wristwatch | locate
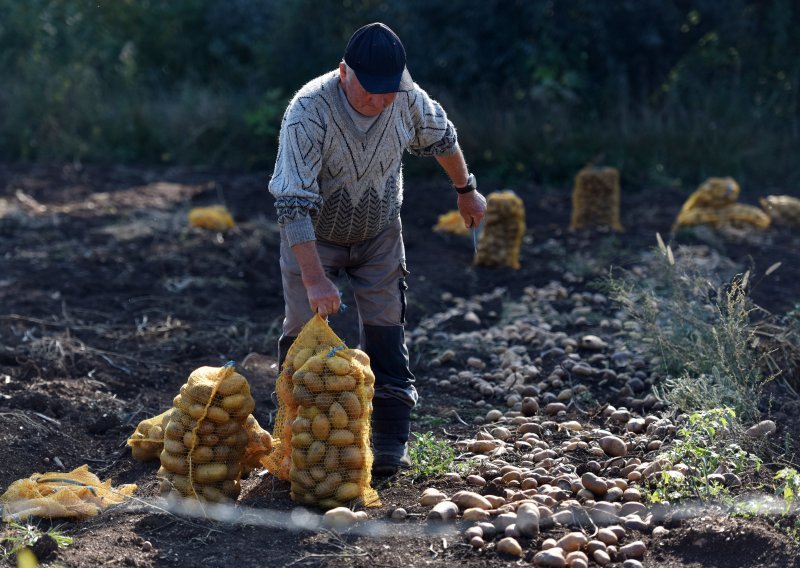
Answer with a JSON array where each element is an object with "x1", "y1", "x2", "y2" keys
[{"x1": 454, "y1": 173, "x2": 477, "y2": 194}]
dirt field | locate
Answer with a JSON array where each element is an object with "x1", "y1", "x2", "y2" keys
[{"x1": 1, "y1": 164, "x2": 799, "y2": 567}]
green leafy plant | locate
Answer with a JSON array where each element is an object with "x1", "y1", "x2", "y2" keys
[
  {"x1": 774, "y1": 467, "x2": 800, "y2": 515},
  {"x1": 0, "y1": 522, "x2": 73, "y2": 559},
  {"x1": 407, "y1": 432, "x2": 472, "y2": 480},
  {"x1": 606, "y1": 237, "x2": 774, "y2": 420},
  {"x1": 646, "y1": 408, "x2": 762, "y2": 504}
]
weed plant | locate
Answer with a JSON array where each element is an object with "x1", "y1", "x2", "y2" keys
[
  {"x1": 0, "y1": 522, "x2": 73, "y2": 559},
  {"x1": 407, "y1": 432, "x2": 472, "y2": 481},
  {"x1": 605, "y1": 235, "x2": 774, "y2": 420}
]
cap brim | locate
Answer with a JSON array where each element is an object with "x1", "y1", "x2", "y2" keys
[{"x1": 356, "y1": 67, "x2": 414, "y2": 94}]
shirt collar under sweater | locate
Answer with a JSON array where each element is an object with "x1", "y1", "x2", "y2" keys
[{"x1": 337, "y1": 83, "x2": 380, "y2": 135}]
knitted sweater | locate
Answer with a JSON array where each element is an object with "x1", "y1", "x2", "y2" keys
[{"x1": 269, "y1": 70, "x2": 458, "y2": 246}]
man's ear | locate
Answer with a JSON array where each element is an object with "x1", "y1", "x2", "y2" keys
[{"x1": 339, "y1": 62, "x2": 347, "y2": 82}]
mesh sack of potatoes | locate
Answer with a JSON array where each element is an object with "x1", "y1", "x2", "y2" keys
[
  {"x1": 718, "y1": 203, "x2": 771, "y2": 230},
  {"x1": 473, "y1": 190, "x2": 526, "y2": 269},
  {"x1": 569, "y1": 166, "x2": 625, "y2": 232},
  {"x1": 157, "y1": 363, "x2": 256, "y2": 503},
  {"x1": 127, "y1": 409, "x2": 173, "y2": 461},
  {"x1": 1, "y1": 464, "x2": 136, "y2": 521},
  {"x1": 433, "y1": 210, "x2": 470, "y2": 236},
  {"x1": 263, "y1": 314, "x2": 379, "y2": 509},
  {"x1": 760, "y1": 195, "x2": 800, "y2": 227}
]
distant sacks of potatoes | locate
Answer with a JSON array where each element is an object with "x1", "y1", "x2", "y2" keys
[
  {"x1": 474, "y1": 190, "x2": 526, "y2": 270},
  {"x1": 157, "y1": 364, "x2": 256, "y2": 503},
  {"x1": 262, "y1": 315, "x2": 380, "y2": 509}
]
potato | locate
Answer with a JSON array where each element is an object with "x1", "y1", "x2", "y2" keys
[
  {"x1": 186, "y1": 383, "x2": 213, "y2": 402},
  {"x1": 302, "y1": 371, "x2": 325, "y2": 393},
  {"x1": 163, "y1": 438, "x2": 186, "y2": 455},
  {"x1": 149, "y1": 425, "x2": 164, "y2": 440},
  {"x1": 303, "y1": 355, "x2": 326, "y2": 374},
  {"x1": 338, "y1": 392, "x2": 362, "y2": 419},
  {"x1": 205, "y1": 406, "x2": 230, "y2": 424},
  {"x1": 326, "y1": 375, "x2": 356, "y2": 392},
  {"x1": 202, "y1": 486, "x2": 232, "y2": 503},
  {"x1": 324, "y1": 446, "x2": 340, "y2": 471},
  {"x1": 292, "y1": 432, "x2": 313, "y2": 449},
  {"x1": 222, "y1": 430, "x2": 249, "y2": 447},
  {"x1": 315, "y1": 392, "x2": 335, "y2": 411},
  {"x1": 328, "y1": 429, "x2": 355, "y2": 447},
  {"x1": 314, "y1": 472, "x2": 343, "y2": 498},
  {"x1": 214, "y1": 445, "x2": 232, "y2": 461},
  {"x1": 291, "y1": 448, "x2": 307, "y2": 469},
  {"x1": 335, "y1": 482, "x2": 361, "y2": 502},
  {"x1": 197, "y1": 420, "x2": 215, "y2": 435},
  {"x1": 195, "y1": 463, "x2": 228, "y2": 483},
  {"x1": 200, "y1": 433, "x2": 219, "y2": 446},
  {"x1": 340, "y1": 446, "x2": 364, "y2": 470},
  {"x1": 168, "y1": 474, "x2": 191, "y2": 494},
  {"x1": 292, "y1": 385, "x2": 314, "y2": 407},
  {"x1": 312, "y1": 414, "x2": 331, "y2": 440},
  {"x1": 363, "y1": 368, "x2": 375, "y2": 387},
  {"x1": 221, "y1": 394, "x2": 247, "y2": 412},
  {"x1": 349, "y1": 349, "x2": 371, "y2": 367},
  {"x1": 348, "y1": 419, "x2": 364, "y2": 437},
  {"x1": 344, "y1": 469, "x2": 367, "y2": 484},
  {"x1": 292, "y1": 416, "x2": 311, "y2": 435},
  {"x1": 327, "y1": 356, "x2": 351, "y2": 376},
  {"x1": 290, "y1": 469, "x2": 315, "y2": 489},
  {"x1": 189, "y1": 445, "x2": 214, "y2": 464},
  {"x1": 182, "y1": 431, "x2": 199, "y2": 449},
  {"x1": 160, "y1": 451, "x2": 189, "y2": 475},
  {"x1": 306, "y1": 441, "x2": 326, "y2": 465},
  {"x1": 298, "y1": 405, "x2": 320, "y2": 420},
  {"x1": 165, "y1": 421, "x2": 185, "y2": 440},
  {"x1": 328, "y1": 402, "x2": 349, "y2": 429},
  {"x1": 217, "y1": 372, "x2": 247, "y2": 396},
  {"x1": 293, "y1": 348, "x2": 314, "y2": 372},
  {"x1": 310, "y1": 466, "x2": 327, "y2": 482},
  {"x1": 216, "y1": 420, "x2": 240, "y2": 437}
]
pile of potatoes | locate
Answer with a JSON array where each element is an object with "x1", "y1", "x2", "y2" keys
[
  {"x1": 474, "y1": 190, "x2": 526, "y2": 270},
  {"x1": 157, "y1": 365, "x2": 256, "y2": 503},
  {"x1": 288, "y1": 346, "x2": 376, "y2": 508},
  {"x1": 569, "y1": 166, "x2": 624, "y2": 232}
]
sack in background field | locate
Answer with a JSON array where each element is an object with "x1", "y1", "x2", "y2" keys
[
  {"x1": 157, "y1": 364, "x2": 256, "y2": 503},
  {"x1": 760, "y1": 195, "x2": 800, "y2": 227},
  {"x1": 263, "y1": 315, "x2": 379, "y2": 509},
  {"x1": 188, "y1": 205, "x2": 235, "y2": 231},
  {"x1": 433, "y1": 210, "x2": 470, "y2": 236},
  {"x1": 474, "y1": 190, "x2": 526, "y2": 269},
  {"x1": 569, "y1": 166, "x2": 624, "y2": 232},
  {"x1": 674, "y1": 177, "x2": 770, "y2": 231},
  {"x1": 1, "y1": 464, "x2": 136, "y2": 521}
]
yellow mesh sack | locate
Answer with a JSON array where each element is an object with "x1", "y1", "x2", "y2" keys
[
  {"x1": 128, "y1": 409, "x2": 173, "y2": 461},
  {"x1": 569, "y1": 166, "x2": 625, "y2": 232},
  {"x1": 188, "y1": 205, "x2": 235, "y2": 231},
  {"x1": 157, "y1": 363, "x2": 256, "y2": 503},
  {"x1": 760, "y1": 195, "x2": 800, "y2": 227},
  {"x1": 263, "y1": 315, "x2": 379, "y2": 509},
  {"x1": 673, "y1": 177, "x2": 770, "y2": 231},
  {"x1": 474, "y1": 190, "x2": 526, "y2": 269},
  {"x1": 433, "y1": 210, "x2": 470, "y2": 236},
  {"x1": 719, "y1": 203, "x2": 771, "y2": 230},
  {"x1": 1, "y1": 464, "x2": 136, "y2": 521}
]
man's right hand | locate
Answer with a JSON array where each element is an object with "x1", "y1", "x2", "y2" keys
[{"x1": 305, "y1": 274, "x2": 341, "y2": 316}]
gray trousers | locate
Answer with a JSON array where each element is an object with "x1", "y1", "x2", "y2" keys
[{"x1": 279, "y1": 217, "x2": 418, "y2": 407}]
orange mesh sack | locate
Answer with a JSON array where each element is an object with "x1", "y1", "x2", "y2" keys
[
  {"x1": 569, "y1": 166, "x2": 624, "y2": 232},
  {"x1": 128, "y1": 409, "x2": 173, "y2": 461},
  {"x1": 434, "y1": 210, "x2": 471, "y2": 236},
  {"x1": 188, "y1": 205, "x2": 235, "y2": 231},
  {"x1": 157, "y1": 363, "x2": 256, "y2": 503},
  {"x1": 263, "y1": 315, "x2": 379, "y2": 509},
  {"x1": 474, "y1": 190, "x2": 526, "y2": 269},
  {"x1": 1, "y1": 464, "x2": 136, "y2": 521}
]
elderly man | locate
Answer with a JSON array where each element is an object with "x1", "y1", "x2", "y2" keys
[{"x1": 269, "y1": 22, "x2": 486, "y2": 476}]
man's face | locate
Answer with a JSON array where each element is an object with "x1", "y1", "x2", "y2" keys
[{"x1": 339, "y1": 63, "x2": 397, "y2": 117}]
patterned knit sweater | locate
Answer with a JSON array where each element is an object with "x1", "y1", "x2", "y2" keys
[{"x1": 269, "y1": 70, "x2": 458, "y2": 246}]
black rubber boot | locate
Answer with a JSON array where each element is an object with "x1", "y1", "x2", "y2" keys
[{"x1": 371, "y1": 397, "x2": 413, "y2": 477}]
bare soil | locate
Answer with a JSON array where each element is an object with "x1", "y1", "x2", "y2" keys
[{"x1": 1, "y1": 163, "x2": 799, "y2": 567}]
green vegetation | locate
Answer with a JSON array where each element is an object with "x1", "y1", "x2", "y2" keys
[
  {"x1": 0, "y1": 1, "x2": 797, "y2": 188},
  {"x1": 0, "y1": 522, "x2": 73, "y2": 559},
  {"x1": 407, "y1": 432, "x2": 471, "y2": 480},
  {"x1": 774, "y1": 467, "x2": 800, "y2": 514},
  {"x1": 647, "y1": 408, "x2": 761, "y2": 503},
  {"x1": 607, "y1": 236, "x2": 774, "y2": 420}
]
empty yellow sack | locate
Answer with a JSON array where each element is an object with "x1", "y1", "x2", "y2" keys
[{"x1": 1, "y1": 464, "x2": 136, "y2": 521}]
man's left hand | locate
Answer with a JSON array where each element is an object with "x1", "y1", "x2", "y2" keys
[{"x1": 457, "y1": 190, "x2": 487, "y2": 228}]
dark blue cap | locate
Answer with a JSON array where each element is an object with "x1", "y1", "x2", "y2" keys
[{"x1": 343, "y1": 22, "x2": 414, "y2": 94}]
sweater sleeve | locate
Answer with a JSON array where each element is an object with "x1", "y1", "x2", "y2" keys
[
  {"x1": 268, "y1": 95, "x2": 326, "y2": 245},
  {"x1": 405, "y1": 85, "x2": 458, "y2": 157}
]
